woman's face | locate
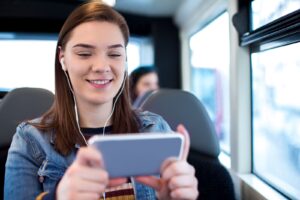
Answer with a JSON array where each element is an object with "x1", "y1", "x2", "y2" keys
[
  {"x1": 60, "y1": 21, "x2": 126, "y2": 107},
  {"x1": 135, "y1": 72, "x2": 159, "y2": 97}
]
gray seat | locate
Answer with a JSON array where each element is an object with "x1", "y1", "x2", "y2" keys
[
  {"x1": 139, "y1": 89, "x2": 235, "y2": 200},
  {"x1": 0, "y1": 87, "x2": 54, "y2": 198},
  {"x1": 132, "y1": 90, "x2": 155, "y2": 109}
]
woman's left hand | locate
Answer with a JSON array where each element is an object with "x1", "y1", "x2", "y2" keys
[{"x1": 136, "y1": 124, "x2": 199, "y2": 200}]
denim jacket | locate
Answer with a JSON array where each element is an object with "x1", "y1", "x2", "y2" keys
[{"x1": 4, "y1": 111, "x2": 171, "y2": 200}]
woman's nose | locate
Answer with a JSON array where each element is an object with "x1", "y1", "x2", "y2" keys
[{"x1": 91, "y1": 55, "x2": 111, "y2": 73}]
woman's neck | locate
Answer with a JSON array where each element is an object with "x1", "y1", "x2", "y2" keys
[{"x1": 77, "y1": 101, "x2": 113, "y2": 128}]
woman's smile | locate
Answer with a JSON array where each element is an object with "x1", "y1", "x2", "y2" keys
[{"x1": 87, "y1": 78, "x2": 113, "y2": 89}]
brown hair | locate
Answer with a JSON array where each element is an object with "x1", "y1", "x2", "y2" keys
[{"x1": 33, "y1": 1, "x2": 139, "y2": 155}]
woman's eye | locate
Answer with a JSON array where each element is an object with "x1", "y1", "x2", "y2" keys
[
  {"x1": 77, "y1": 52, "x2": 92, "y2": 57},
  {"x1": 109, "y1": 53, "x2": 121, "y2": 57}
]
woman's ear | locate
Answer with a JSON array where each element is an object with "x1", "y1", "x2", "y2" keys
[
  {"x1": 58, "y1": 46, "x2": 66, "y2": 71},
  {"x1": 60, "y1": 58, "x2": 67, "y2": 71}
]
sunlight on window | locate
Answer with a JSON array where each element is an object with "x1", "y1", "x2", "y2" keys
[
  {"x1": 189, "y1": 12, "x2": 231, "y2": 154},
  {"x1": 251, "y1": 0, "x2": 300, "y2": 30},
  {"x1": 252, "y1": 42, "x2": 300, "y2": 199},
  {"x1": 127, "y1": 42, "x2": 140, "y2": 73},
  {"x1": 127, "y1": 37, "x2": 154, "y2": 74},
  {"x1": 0, "y1": 39, "x2": 56, "y2": 92},
  {"x1": 0, "y1": 34, "x2": 153, "y2": 93}
]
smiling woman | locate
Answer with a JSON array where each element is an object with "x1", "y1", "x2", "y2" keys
[{"x1": 4, "y1": 1, "x2": 199, "y2": 200}]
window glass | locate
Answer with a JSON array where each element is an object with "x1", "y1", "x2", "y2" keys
[
  {"x1": 0, "y1": 34, "x2": 57, "y2": 92},
  {"x1": 252, "y1": 42, "x2": 300, "y2": 199},
  {"x1": 251, "y1": 0, "x2": 300, "y2": 30},
  {"x1": 127, "y1": 36, "x2": 154, "y2": 74},
  {"x1": 189, "y1": 12, "x2": 231, "y2": 153},
  {"x1": 0, "y1": 33, "x2": 153, "y2": 93}
]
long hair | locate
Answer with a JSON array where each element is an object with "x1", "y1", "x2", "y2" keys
[{"x1": 33, "y1": 1, "x2": 139, "y2": 155}]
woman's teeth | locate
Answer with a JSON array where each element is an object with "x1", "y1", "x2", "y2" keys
[{"x1": 90, "y1": 80, "x2": 110, "y2": 85}]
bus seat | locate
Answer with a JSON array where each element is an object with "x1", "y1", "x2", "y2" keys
[
  {"x1": 139, "y1": 89, "x2": 235, "y2": 200},
  {"x1": 0, "y1": 87, "x2": 54, "y2": 199},
  {"x1": 132, "y1": 90, "x2": 155, "y2": 109}
]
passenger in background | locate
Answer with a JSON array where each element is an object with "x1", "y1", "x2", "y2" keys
[
  {"x1": 4, "y1": 1, "x2": 198, "y2": 200},
  {"x1": 129, "y1": 66, "x2": 159, "y2": 104}
]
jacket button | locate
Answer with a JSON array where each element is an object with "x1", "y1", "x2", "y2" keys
[{"x1": 39, "y1": 176, "x2": 44, "y2": 183}]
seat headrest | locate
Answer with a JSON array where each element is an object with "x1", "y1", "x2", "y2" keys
[
  {"x1": 139, "y1": 89, "x2": 220, "y2": 158},
  {"x1": 132, "y1": 90, "x2": 155, "y2": 108},
  {"x1": 0, "y1": 87, "x2": 54, "y2": 147}
]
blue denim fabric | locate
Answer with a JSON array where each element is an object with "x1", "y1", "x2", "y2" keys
[{"x1": 4, "y1": 111, "x2": 171, "y2": 200}]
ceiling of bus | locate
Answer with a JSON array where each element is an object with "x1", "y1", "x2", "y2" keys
[
  {"x1": 114, "y1": 0, "x2": 184, "y2": 17},
  {"x1": 0, "y1": 0, "x2": 184, "y2": 18}
]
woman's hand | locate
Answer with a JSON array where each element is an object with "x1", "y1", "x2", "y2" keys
[
  {"x1": 136, "y1": 124, "x2": 199, "y2": 200},
  {"x1": 56, "y1": 146, "x2": 127, "y2": 200}
]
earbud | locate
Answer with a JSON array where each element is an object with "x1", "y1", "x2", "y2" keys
[{"x1": 60, "y1": 58, "x2": 67, "y2": 71}]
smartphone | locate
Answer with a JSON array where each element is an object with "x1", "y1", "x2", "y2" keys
[{"x1": 88, "y1": 133, "x2": 184, "y2": 178}]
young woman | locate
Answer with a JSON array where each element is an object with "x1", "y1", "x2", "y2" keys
[
  {"x1": 4, "y1": 1, "x2": 198, "y2": 200},
  {"x1": 129, "y1": 66, "x2": 159, "y2": 103}
]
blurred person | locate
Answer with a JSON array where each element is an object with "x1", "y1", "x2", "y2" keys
[{"x1": 129, "y1": 66, "x2": 159, "y2": 103}]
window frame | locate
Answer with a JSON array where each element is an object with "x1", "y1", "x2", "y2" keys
[
  {"x1": 238, "y1": 1, "x2": 300, "y2": 199},
  {"x1": 241, "y1": 5, "x2": 300, "y2": 52}
]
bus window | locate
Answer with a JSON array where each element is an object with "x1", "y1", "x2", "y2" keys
[
  {"x1": 252, "y1": 42, "x2": 300, "y2": 199},
  {"x1": 189, "y1": 12, "x2": 231, "y2": 154},
  {"x1": 0, "y1": 33, "x2": 57, "y2": 93},
  {"x1": 0, "y1": 33, "x2": 152, "y2": 93},
  {"x1": 246, "y1": 0, "x2": 300, "y2": 198},
  {"x1": 251, "y1": 0, "x2": 300, "y2": 30},
  {"x1": 127, "y1": 36, "x2": 154, "y2": 74}
]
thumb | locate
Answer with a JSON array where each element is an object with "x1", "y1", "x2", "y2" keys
[
  {"x1": 75, "y1": 147, "x2": 103, "y2": 168},
  {"x1": 176, "y1": 124, "x2": 190, "y2": 160}
]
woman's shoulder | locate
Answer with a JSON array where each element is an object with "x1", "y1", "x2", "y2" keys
[
  {"x1": 15, "y1": 117, "x2": 52, "y2": 144},
  {"x1": 135, "y1": 110, "x2": 172, "y2": 132},
  {"x1": 8, "y1": 118, "x2": 54, "y2": 164},
  {"x1": 8, "y1": 118, "x2": 72, "y2": 176}
]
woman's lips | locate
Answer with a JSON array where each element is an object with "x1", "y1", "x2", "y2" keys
[{"x1": 88, "y1": 79, "x2": 112, "y2": 88}]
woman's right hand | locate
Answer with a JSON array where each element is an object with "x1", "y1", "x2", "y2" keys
[{"x1": 56, "y1": 146, "x2": 126, "y2": 200}]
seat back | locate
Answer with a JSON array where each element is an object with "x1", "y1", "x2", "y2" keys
[
  {"x1": 139, "y1": 89, "x2": 235, "y2": 199},
  {"x1": 132, "y1": 90, "x2": 155, "y2": 109},
  {"x1": 139, "y1": 89, "x2": 220, "y2": 158},
  {"x1": 0, "y1": 87, "x2": 54, "y2": 198}
]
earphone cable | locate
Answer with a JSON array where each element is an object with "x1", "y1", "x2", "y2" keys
[
  {"x1": 102, "y1": 73, "x2": 127, "y2": 135},
  {"x1": 63, "y1": 71, "x2": 88, "y2": 145}
]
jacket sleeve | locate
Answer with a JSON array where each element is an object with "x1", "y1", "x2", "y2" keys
[
  {"x1": 158, "y1": 116, "x2": 172, "y2": 132},
  {"x1": 4, "y1": 123, "x2": 44, "y2": 199}
]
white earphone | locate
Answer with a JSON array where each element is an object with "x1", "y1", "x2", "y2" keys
[{"x1": 60, "y1": 58, "x2": 67, "y2": 71}]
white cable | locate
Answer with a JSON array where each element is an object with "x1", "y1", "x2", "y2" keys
[
  {"x1": 63, "y1": 71, "x2": 88, "y2": 145},
  {"x1": 102, "y1": 73, "x2": 127, "y2": 135}
]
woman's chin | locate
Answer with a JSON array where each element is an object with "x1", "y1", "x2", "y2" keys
[{"x1": 88, "y1": 97, "x2": 114, "y2": 106}]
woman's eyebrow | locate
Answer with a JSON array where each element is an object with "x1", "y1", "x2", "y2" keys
[
  {"x1": 107, "y1": 44, "x2": 124, "y2": 49},
  {"x1": 72, "y1": 43, "x2": 96, "y2": 49},
  {"x1": 72, "y1": 43, "x2": 124, "y2": 49}
]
